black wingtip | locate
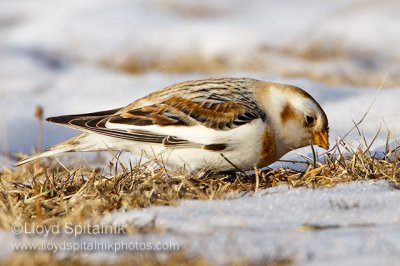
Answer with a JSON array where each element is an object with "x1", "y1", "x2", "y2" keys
[
  {"x1": 46, "y1": 116, "x2": 56, "y2": 122},
  {"x1": 46, "y1": 115, "x2": 72, "y2": 124},
  {"x1": 46, "y1": 108, "x2": 121, "y2": 124}
]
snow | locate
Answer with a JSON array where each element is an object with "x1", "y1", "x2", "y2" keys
[
  {"x1": 2, "y1": 181, "x2": 400, "y2": 265},
  {"x1": 102, "y1": 181, "x2": 400, "y2": 265},
  {"x1": 1, "y1": 0, "x2": 400, "y2": 264}
]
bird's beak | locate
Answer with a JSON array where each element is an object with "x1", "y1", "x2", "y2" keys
[{"x1": 313, "y1": 130, "x2": 330, "y2": 149}]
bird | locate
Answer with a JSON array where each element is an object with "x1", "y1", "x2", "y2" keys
[{"x1": 15, "y1": 78, "x2": 329, "y2": 172}]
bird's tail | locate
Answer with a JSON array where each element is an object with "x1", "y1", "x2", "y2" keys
[{"x1": 14, "y1": 134, "x2": 89, "y2": 167}]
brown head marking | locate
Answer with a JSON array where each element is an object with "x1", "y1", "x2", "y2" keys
[{"x1": 280, "y1": 103, "x2": 297, "y2": 124}]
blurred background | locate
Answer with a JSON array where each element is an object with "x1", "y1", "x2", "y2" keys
[{"x1": 1, "y1": 0, "x2": 399, "y2": 163}]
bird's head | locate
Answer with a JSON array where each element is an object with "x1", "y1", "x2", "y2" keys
[
  {"x1": 258, "y1": 82, "x2": 329, "y2": 153},
  {"x1": 287, "y1": 97, "x2": 329, "y2": 150}
]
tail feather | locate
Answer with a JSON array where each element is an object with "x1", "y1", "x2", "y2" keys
[
  {"x1": 14, "y1": 132, "x2": 129, "y2": 167},
  {"x1": 14, "y1": 134, "x2": 88, "y2": 167},
  {"x1": 14, "y1": 145, "x2": 73, "y2": 167}
]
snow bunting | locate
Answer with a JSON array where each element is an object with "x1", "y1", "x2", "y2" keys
[{"x1": 16, "y1": 78, "x2": 329, "y2": 172}]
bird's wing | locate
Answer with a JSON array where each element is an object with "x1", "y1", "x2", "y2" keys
[
  {"x1": 114, "y1": 78, "x2": 266, "y2": 130},
  {"x1": 47, "y1": 78, "x2": 267, "y2": 150}
]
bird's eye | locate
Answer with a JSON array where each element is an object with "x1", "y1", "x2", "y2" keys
[{"x1": 305, "y1": 115, "x2": 315, "y2": 124}]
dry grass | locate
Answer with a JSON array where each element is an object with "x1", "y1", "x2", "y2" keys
[
  {"x1": 99, "y1": 50, "x2": 264, "y2": 75},
  {"x1": 0, "y1": 252, "x2": 207, "y2": 266},
  {"x1": 0, "y1": 156, "x2": 284, "y2": 230},
  {"x1": 97, "y1": 43, "x2": 400, "y2": 88},
  {"x1": 152, "y1": 0, "x2": 228, "y2": 18},
  {"x1": 257, "y1": 43, "x2": 400, "y2": 88},
  {"x1": 1, "y1": 251, "x2": 292, "y2": 266}
]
